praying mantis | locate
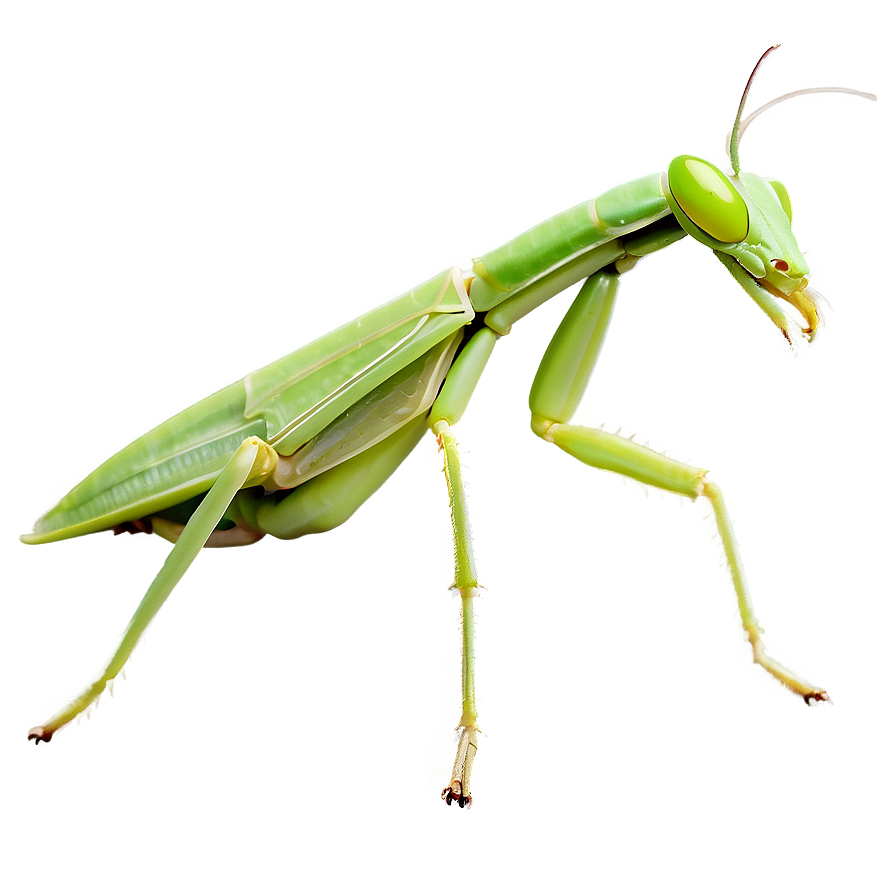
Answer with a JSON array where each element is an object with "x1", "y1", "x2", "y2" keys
[{"x1": 22, "y1": 47, "x2": 875, "y2": 808}]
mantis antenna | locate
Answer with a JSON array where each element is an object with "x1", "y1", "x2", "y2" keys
[
  {"x1": 728, "y1": 44, "x2": 780, "y2": 176},
  {"x1": 727, "y1": 45, "x2": 877, "y2": 176}
]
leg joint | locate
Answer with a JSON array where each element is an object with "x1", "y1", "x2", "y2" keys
[
  {"x1": 698, "y1": 475, "x2": 718, "y2": 501},
  {"x1": 530, "y1": 413, "x2": 557, "y2": 441},
  {"x1": 453, "y1": 582, "x2": 480, "y2": 597}
]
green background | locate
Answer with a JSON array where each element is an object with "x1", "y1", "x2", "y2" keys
[{"x1": 0, "y1": 2, "x2": 894, "y2": 894}]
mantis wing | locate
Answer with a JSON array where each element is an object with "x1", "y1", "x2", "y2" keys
[{"x1": 25, "y1": 268, "x2": 471, "y2": 543}]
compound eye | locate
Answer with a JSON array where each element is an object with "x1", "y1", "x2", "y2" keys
[
  {"x1": 765, "y1": 178, "x2": 793, "y2": 221},
  {"x1": 668, "y1": 155, "x2": 749, "y2": 243}
]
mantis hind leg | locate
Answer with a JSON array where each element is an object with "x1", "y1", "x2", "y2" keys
[
  {"x1": 529, "y1": 269, "x2": 829, "y2": 703},
  {"x1": 28, "y1": 437, "x2": 279, "y2": 743}
]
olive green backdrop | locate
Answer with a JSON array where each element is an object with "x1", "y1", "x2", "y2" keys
[{"x1": 0, "y1": 2, "x2": 894, "y2": 894}]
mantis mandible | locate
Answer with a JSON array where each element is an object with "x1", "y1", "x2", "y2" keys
[{"x1": 22, "y1": 47, "x2": 874, "y2": 808}]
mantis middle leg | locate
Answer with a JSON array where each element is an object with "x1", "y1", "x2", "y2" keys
[
  {"x1": 529, "y1": 270, "x2": 828, "y2": 703},
  {"x1": 429, "y1": 328, "x2": 497, "y2": 808}
]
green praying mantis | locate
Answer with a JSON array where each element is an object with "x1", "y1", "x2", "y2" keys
[{"x1": 23, "y1": 47, "x2": 875, "y2": 808}]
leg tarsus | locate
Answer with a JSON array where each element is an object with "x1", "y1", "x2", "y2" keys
[
  {"x1": 442, "y1": 725, "x2": 478, "y2": 809},
  {"x1": 750, "y1": 638, "x2": 834, "y2": 706},
  {"x1": 27, "y1": 727, "x2": 52, "y2": 743},
  {"x1": 701, "y1": 478, "x2": 830, "y2": 704}
]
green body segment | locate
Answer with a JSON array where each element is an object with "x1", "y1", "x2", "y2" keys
[
  {"x1": 24, "y1": 268, "x2": 472, "y2": 544},
  {"x1": 240, "y1": 414, "x2": 431, "y2": 540},
  {"x1": 469, "y1": 172, "x2": 668, "y2": 311},
  {"x1": 23, "y1": 382, "x2": 268, "y2": 544}
]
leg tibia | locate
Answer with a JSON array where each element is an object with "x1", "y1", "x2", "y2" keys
[{"x1": 534, "y1": 420, "x2": 828, "y2": 703}]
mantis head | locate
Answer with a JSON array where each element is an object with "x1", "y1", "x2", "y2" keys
[{"x1": 660, "y1": 45, "x2": 874, "y2": 345}]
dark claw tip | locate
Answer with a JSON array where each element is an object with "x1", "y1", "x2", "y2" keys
[
  {"x1": 27, "y1": 727, "x2": 52, "y2": 743},
  {"x1": 441, "y1": 786, "x2": 472, "y2": 809},
  {"x1": 804, "y1": 691, "x2": 831, "y2": 706}
]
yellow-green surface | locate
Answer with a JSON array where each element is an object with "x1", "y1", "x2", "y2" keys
[{"x1": 0, "y1": 2, "x2": 894, "y2": 894}]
